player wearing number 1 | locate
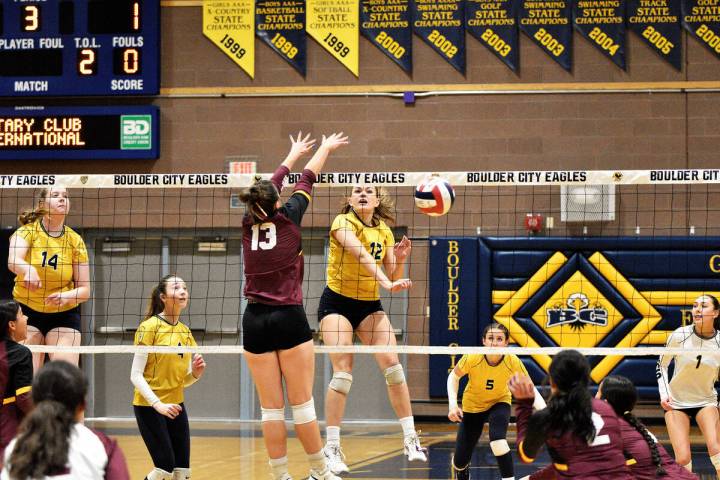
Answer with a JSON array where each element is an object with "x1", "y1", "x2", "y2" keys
[
  {"x1": 239, "y1": 132, "x2": 348, "y2": 480},
  {"x1": 508, "y1": 350, "x2": 633, "y2": 479},
  {"x1": 8, "y1": 187, "x2": 90, "y2": 371},
  {"x1": 656, "y1": 294, "x2": 720, "y2": 475}
]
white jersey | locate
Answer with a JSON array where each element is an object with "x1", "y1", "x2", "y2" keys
[
  {"x1": 656, "y1": 325, "x2": 720, "y2": 409},
  {"x1": 2, "y1": 423, "x2": 108, "y2": 480}
]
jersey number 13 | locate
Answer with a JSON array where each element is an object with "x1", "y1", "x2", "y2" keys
[{"x1": 251, "y1": 223, "x2": 277, "y2": 251}]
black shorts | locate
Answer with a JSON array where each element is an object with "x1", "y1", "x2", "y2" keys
[
  {"x1": 242, "y1": 303, "x2": 312, "y2": 354},
  {"x1": 317, "y1": 286, "x2": 384, "y2": 330},
  {"x1": 675, "y1": 405, "x2": 713, "y2": 422},
  {"x1": 20, "y1": 303, "x2": 81, "y2": 337}
]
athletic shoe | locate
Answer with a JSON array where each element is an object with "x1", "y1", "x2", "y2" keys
[
  {"x1": 323, "y1": 443, "x2": 349, "y2": 474},
  {"x1": 403, "y1": 431, "x2": 428, "y2": 462},
  {"x1": 307, "y1": 466, "x2": 341, "y2": 480}
]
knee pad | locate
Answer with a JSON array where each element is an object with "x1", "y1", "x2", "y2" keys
[
  {"x1": 261, "y1": 406, "x2": 285, "y2": 422},
  {"x1": 383, "y1": 364, "x2": 405, "y2": 386},
  {"x1": 146, "y1": 468, "x2": 173, "y2": 480},
  {"x1": 711, "y1": 453, "x2": 720, "y2": 470},
  {"x1": 291, "y1": 398, "x2": 317, "y2": 425},
  {"x1": 329, "y1": 371, "x2": 353, "y2": 395},
  {"x1": 172, "y1": 468, "x2": 191, "y2": 480},
  {"x1": 489, "y1": 439, "x2": 510, "y2": 456}
]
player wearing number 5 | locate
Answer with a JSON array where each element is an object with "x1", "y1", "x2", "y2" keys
[
  {"x1": 240, "y1": 132, "x2": 348, "y2": 480},
  {"x1": 8, "y1": 187, "x2": 90, "y2": 371},
  {"x1": 447, "y1": 323, "x2": 545, "y2": 480},
  {"x1": 656, "y1": 294, "x2": 720, "y2": 475}
]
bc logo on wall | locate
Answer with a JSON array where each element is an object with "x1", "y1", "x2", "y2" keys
[{"x1": 429, "y1": 237, "x2": 720, "y2": 397}]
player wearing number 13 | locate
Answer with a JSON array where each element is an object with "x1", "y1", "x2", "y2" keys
[
  {"x1": 508, "y1": 350, "x2": 633, "y2": 479},
  {"x1": 239, "y1": 132, "x2": 348, "y2": 480},
  {"x1": 8, "y1": 187, "x2": 90, "y2": 371},
  {"x1": 656, "y1": 294, "x2": 720, "y2": 475}
]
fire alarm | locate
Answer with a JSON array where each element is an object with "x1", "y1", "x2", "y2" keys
[{"x1": 525, "y1": 213, "x2": 543, "y2": 233}]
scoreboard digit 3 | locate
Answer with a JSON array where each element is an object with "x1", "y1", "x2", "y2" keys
[{"x1": 0, "y1": 0, "x2": 159, "y2": 96}]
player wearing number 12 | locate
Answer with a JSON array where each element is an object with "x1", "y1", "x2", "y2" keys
[
  {"x1": 240, "y1": 132, "x2": 349, "y2": 480},
  {"x1": 656, "y1": 294, "x2": 720, "y2": 476},
  {"x1": 8, "y1": 187, "x2": 90, "y2": 371}
]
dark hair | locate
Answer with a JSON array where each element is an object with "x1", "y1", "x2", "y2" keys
[
  {"x1": 145, "y1": 274, "x2": 180, "y2": 320},
  {"x1": 546, "y1": 350, "x2": 595, "y2": 442},
  {"x1": 0, "y1": 299, "x2": 20, "y2": 339},
  {"x1": 238, "y1": 178, "x2": 280, "y2": 223},
  {"x1": 8, "y1": 361, "x2": 87, "y2": 479},
  {"x1": 697, "y1": 294, "x2": 720, "y2": 331},
  {"x1": 18, "y1": 188, "x2": 51, "y2": 225},
  {"x1": 482, "y1": 322, "x2": 509, "y2": 342},
  {"x1": 600, "y1": 375, "x2": 666, "y2": 477},
  {"x1": 340, "y1": 186, "x2": 395, "y2": 224}
]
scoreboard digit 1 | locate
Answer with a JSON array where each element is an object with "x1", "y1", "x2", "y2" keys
[{"x1": 0, "y1": 0, "x2": 159, "y2": 96}]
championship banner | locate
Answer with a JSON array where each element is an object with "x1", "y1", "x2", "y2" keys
[
  {"x1": 361, "y1": 0, "x2": 413, "y2": 72},
  {"x1": 412, "y1": 0, "x2": 466, "y2": 74},
  {"x1": 573, "y1": 0, "x2": 626, "y2": 68},
  {"x1": 681, "y1": 0, "x2": 720, "y2": 59},
  {"x1": 256, "y1": 1, "x2": 307, "y2": 75},
  {"x1": 429, "y1": 238, "x2": 479, "y2": 397},
  {"x1": 306, "y1": 0, "x2": 359, "y2": 76},
  {"x1": 628, "y1": 0, "x2": 682, "y2": 69},
  {"x1": 519, "y1": 0, "x2": 573, "y2": 70},
  {"x1": 466, "y1": 0, "x2": 520, "y2": 71},
  {"x1": 203, "y1": 0, "x2": 256, "y2": 78}
]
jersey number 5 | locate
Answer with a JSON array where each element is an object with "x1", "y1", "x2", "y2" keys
[
  {"x1": 41, "y1": 251, "x2": 59, "y2": 269},
  {"x1": 251, "y1": 223, "x2": 277, "y2": 251}
]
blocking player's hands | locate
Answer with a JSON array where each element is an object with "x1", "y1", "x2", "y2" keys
[
  {"x1": 381, "y1": 278, "x2": 412, "y2": 293},
  {"x1": 660, "y1": 396, "x2": 673, "y2": 411},
  {"x1": 23, "y1": 266, "x2": 42, "y2": 291},
  {"x1": 319, "y1": 132, "x2": 349, "y2": 152},
  {"x1": 153, "y1": 402, "x2": 183, "y2": 419},
  {"x1": 508, "y1": 373, "x2": 536, "y2": 400},
  {"x1": 448, "y1": 406, "x2": 464, "y2": 423},
  {"x1": 288, "y1": 131, "x2": 316, "y2": 158},
  {"x1": 191, "y1": 353, "x2": 206, "y2": 379},
  {"x1": 394, "y1": 236, "x2": 412, "y2": 262}
]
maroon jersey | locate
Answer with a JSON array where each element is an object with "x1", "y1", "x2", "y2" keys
[
  {"x1": 0, "y1": 340, "x2": 31, "y2": 457},
  {"x1": 618, "y1": 418, "x2": 698, "y2": 480},
  {"x1": 242, "y1": 166, "x2": 315, "y2": 305},
  {"x1": 517, "y1": 397, "x2": 633, "y2": 479}
]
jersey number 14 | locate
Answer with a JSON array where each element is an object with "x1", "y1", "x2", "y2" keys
[{"x1": 41, "y1": 251, "x2": 59, "y2": 270}]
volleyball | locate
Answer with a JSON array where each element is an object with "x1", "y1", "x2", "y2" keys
[{"x1": 414, "y1": 177, "x2": 455, "y2": 216}]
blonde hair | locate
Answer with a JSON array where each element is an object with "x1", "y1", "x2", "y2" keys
[
  {"x1": 18, "y1": 188, "x2": 50, "y2": 225},
  {"x1": 341, "y1": 186, "x2": 395, "y2": 224}
]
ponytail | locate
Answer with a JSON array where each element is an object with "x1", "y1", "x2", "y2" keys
[
  {"x1": 144, "y1": 274, "x2": 176, "y2": 320},
  {"x1": 238, "y1": 178, "x2": 279, "y2": 224},
  {"x1": 624, "y1": 412, "x2": 667, "y2": 476},
  {"x1": 18, "y1": 188, "x2": 50, "y2": 225},
  {"x1": 546, "y1": 350, "x2": 595, "y2": 442}
]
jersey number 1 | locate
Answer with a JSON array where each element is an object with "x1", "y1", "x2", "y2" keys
[
  {"x1": 251, "y1": 223, "x2": 277, "y2": 251},
  {"x1": 41, "y1": 252, "x2": 59, "y2": 270}
]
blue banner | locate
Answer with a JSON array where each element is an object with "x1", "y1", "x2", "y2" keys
[
  {"x1": 628, "y1": 0, "x2": 682, "y2": 69},
  {"x1": 520, "y1": 0, "x2": 573, "y2": 70},
  {"x1": 256, "y1": 0, "x2": 307, "y2": 75},
  {"x1": 361, "y1": 0, "x2": 413, "y2": 72},
  {"x1": 573, "y1": 0, "x2": 626, "y2": 68},
  {"x1": 681, "y1": 0, "x2": 720, "y2": 59},
  {"x1": 429, "y1": 238, "x2": 479, "y2": 397},
  {"x1": 412, "y1": 0, "x2": 466, "y2": 74},
  {"x1": 467, "y1": 0, "x2": 520, "y2": 71}
]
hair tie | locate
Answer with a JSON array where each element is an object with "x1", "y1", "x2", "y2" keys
[{"x1": 256, "y1": 204, "x2": 268, "y2": 219}]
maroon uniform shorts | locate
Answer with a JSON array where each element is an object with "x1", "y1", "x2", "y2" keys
[{"x1": 242, "y1": 303, "x2": 312, "y2": 354}]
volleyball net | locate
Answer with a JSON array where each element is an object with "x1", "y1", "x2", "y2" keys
[{"x1": 1, "y1": 168, "x2": 719, "y2": 358}]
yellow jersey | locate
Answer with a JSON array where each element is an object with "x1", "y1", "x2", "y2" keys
[
  {"x1": 11, "y1": 220, "x2": 88, "y2": 313},
  {"x1": 133, "y1": 316, "x2": 197, "y2": 406},
  {"x1": 457, "y1": 353, "x2": 529, "y2": 413},
  {"x1": 326, "y1": 211, "x2": 395, "y2": 301}
]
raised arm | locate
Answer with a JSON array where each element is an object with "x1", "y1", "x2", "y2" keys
[
  {"x1": 509, "y1": 373, "x2": 547, "y2": 462},
  {"x1": 303, "y1": 132, "x2": 348, "y2": 176},
  {"x1": 332, "y1": 227, "x2": 411, "y2": 293},
  {"x1": 384, "y1": 235, "x2": 411, "y2": 280},
  {"x1": 281, "y1": 131, "x2": 316, "y2": 171}
]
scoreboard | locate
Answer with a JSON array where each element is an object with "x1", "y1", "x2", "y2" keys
[
  {"x1": 0, "y1": 0, "x2": 160, "y2": 96},
  {"x1": 0, "y1": 106, "x2": 159, "y2": 159}
]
